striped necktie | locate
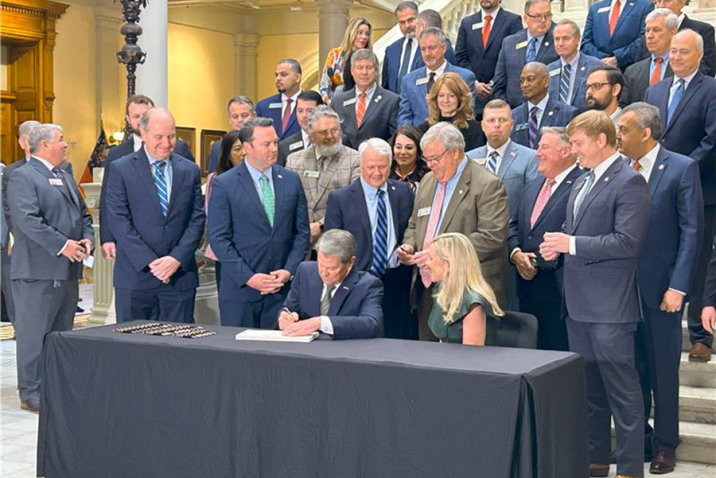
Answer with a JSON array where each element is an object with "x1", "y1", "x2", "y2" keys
[
  {"x1": 528, "y1": 106, "x2": 539, "y2": 149},
  {"x1": 560, "y1": 63, "x2": 572, "y2": 104},
  {"x1": 152, "y1": 161, "x2": 169, "y2": 216},
  {"x1": 372, "y1": 189, "x2": 388, "y2": 276},
  {"x1": 487, "y1": 150, "x2": 499, "y2": 174},
  {"x1": 356, "y1": 91, "x2": 367, "y2": 128}
]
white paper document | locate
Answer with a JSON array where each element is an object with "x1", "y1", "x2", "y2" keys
[{"x1": 235, "y1": 329, "x2": 319, "y2": 343}]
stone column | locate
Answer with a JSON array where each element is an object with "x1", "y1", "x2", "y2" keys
[
  {"x1": 95, "y1": 6, "x2": 125, "y2": 135},
  {"x1": 234, "y1": 33, "x2": 260, "y2": 101},
  {"x1": 137, "y1": 0, "x2": 168, "y2": 107},
  {"x1": 562, "y1": 0, "x2": 589, "y2": 24},
  {"x1": 316, "y1": 0, "x2": 353, "y2": 71}
]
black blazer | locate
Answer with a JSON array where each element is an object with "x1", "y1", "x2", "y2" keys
[
  {"x1": 278, "y1": 131, "x2": 305, "y2": 167},
  {"x1": 418, "y1": 117, "x2": 486, "y2": 152},
  {"x1": 621, "y1": 56, "x2": 674, "y2": 107}
]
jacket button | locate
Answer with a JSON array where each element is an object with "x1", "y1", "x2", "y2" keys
[{"x1": 527, "y1": 235, "x2": 532, "y2": 240}]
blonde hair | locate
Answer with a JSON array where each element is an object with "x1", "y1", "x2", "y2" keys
[
  {"x1": 567, "y1": 110, "x2": 617, "y2": 147},
  {"x1": 340, "y1": 18, "x2": 373, "y2": 69},
  {"x1": 431, "y1": 233, "x2": 504, "y2": 323},
  {"x1": 426, "y1": 73, "x2": 475, "y2": 129}
]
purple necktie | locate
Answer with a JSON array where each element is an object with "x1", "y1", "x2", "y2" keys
[{"x1": 528, "y1": 106, "x2": 539, "y2": 149}]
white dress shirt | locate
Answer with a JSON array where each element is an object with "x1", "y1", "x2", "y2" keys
[
  {"x1": 426, "y1": 60, "x2": 448, "y2": 80},
  {"x1": 400, "y1": 35, "x2": 419, "y2": 75},
  {"x1": 630, "y1": 143, "x2": 659, "y2": 183},
  {"x1": 282, "y1": 91, "x2": 300, "y2": 119},
  {"x1": 132, "y1": 134, "x2": 143, "y2": 152},
  {"x1": 319, "y1": 279, "x2": 345, "y2": 335},
  {"x1": 669, "y1": 69, "x2": 698, "y2": 107}
]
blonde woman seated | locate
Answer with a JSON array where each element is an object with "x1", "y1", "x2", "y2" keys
[
  {"x1": 425, "y1": 233, "x2": 503, "y2": 346},
  {"x1": 318, "y1": 17, "x2": 372, "y2": 102}
]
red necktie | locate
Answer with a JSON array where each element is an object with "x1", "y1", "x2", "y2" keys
[
  {"x1": 609, "y1": 0, "x2": 621, "y2": 36},
  {"x1": 651, "y1": 57, "x2": 663, "y2": 86},
  {"x1": 530, "y1": 178, "x2": 555, "y2": 228},
  {"x1": 282, "y1": 98, "x2": 293, "y2": 134},
  {"x1": 356, "y1": 92, "x2": 367, "y2": 128},
  {"x1": 482, "y1": 15, "x2": 492, "y2": 49},
  {"x1": 420, "y1": 183, "x2": 447, "y2": 287},
  {"x1": 632, "y1": 160, "x2": 642, "y2": 172}
]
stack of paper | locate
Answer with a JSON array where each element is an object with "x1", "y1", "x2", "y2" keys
[{"x1": 235, "y1": 329, "x2": 319, "y2": 343}]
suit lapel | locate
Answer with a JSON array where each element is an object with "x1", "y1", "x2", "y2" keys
[
  {"x1": 314, "y1": 154, "x2": 341, "y2": 208},
  {"x1": 655, "y1": 82, "x2": 671, "y2": 131},
  {"x1": 359, "y1": 86, "x2": 384, "y2": 128},
  {"x1": 166, "y1": 155, "x2": 185, "y2": 218},
  {"x1": 497, "y1": 142, "x2": 519, "y2": 180},
  {"x1": 130, "y1": 150, "x2": 164, "y2": 217},
  {"x1": 237, "y1": 162, "x2": 271, "y2": 228},
  {"x1": 612, "y1": 0, "x2": 635, "y2": 38},
  {"x1": 271, "y1": 166, "x2": 285, "y2": 226},
  {"x1": 416, "y1": 174, "x2": 438, "y2": 246},
  {"x1": 648, "y1": 146, "x2": 668, "y2": 198},
  {"x1": 387, "y1": 180, "x2": 401, "y2": 244},
  {"x1": 328, "y1": 268, "x2": 359, "y2": 316},
  {"x1": 30, "y1": 158, "x2": 76, "y2": 209},
  {"x1": 573, "y1": 159, "x2": 623, "y2": 229},
  {"x1": 535, "y1": 29, "x2": 554, "y2": 63},
  {"x1": 666, "y1": 73, "x2": 702, "y2": 130},
  {"x1": 541, "y1": 97, "x2": 558, "y2": 128},
  {"x1": 571, "y1": 57, "x2": 591, "y2": 104},
  {"x1": 438, "y1": 162, "x2": 471, "y2": 234},
  {"x1": 351, "y1": 181, "x2": 373, "y2": 249},
  {"x1": 531, "y1": 167, "x2": 579, "y2": 231},
  {"x1": 309, "y1": 268, "x2": 324, "y2": 316}
]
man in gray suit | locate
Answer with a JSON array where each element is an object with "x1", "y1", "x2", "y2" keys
[
  {"x1": 541, "y1": 111, "x2": 650, "y2": 478},
  {"x1": 8, "y1": 124, "x2": 93, "y2": 413},
  {"x1": 331, "y1": 49, "x2": 399, "y2": 150}
]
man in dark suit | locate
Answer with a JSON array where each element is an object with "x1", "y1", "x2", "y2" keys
[
  {"x1": 581, "y1": 0, "x2": 654, "y2": 71},
  {"x1": 398, "y1": 28, "x2": 476, "y2": 126},
  {"x1": 492, "y1": 0, "x2": 559, "y2": 108},
  {"x1": 381, "y1": 1, "x2": 420, "y2": 94},
  {"x1": 510, "y1": 62, "x2": 577, "y2": 149},
  {"x1": 508, "y1": 126, "x2": 580, "y2": 351},
  {"x1": 255, "y1": 59, "x2": 302, "y2": 141},
  {"x1": 208, "y1": 117, "x2": 310, "y2": 329},
  {"x1": 617, "y1": 102, "x2": 703, "y2": 474},
  {"x1": 277, "y1": 91, "x2": 322, "y2": 166},
  {"x1": 0, "y1": 163, "x2": 9, "y2": 323},
  {"x1": 622, "y1": 9, "x2": 677, "y2": 107},
  {"x1": 456, "y1": 0, "x2": 523, "y2": 115},
  {"x1": 331, "y1": 50, "x2": 399, "y2": 150},
  {"x1": 547, "y1": 19, "x2": 602, "y2": 111},
  {"x1": 541, "y1": 111, "x2": 650, "y2": 478},
  {"x1": 586, "y1": 65, "x2": 625, "y2": 124},
  {"x1": 8, "y1": 124, "x2": 93, "y2": 413},
  {"x1": 208, "y1": 96, "x2": 256, "y2": 174},
  {"x1": 324, "y1": 138, "x2": 415, "y2": 339},
  {"x1": 645, "y1": 29, "x2": 716, "y2": 362},
  {"x1": 279, "y1": 229, "x2": 383, "y2": 339},
  {"x1": 414, "y1": 10, "x2": 457, "y2": 67},
  {"x1": 105, "y1": 108, "x2": 205, "y2": 324}
]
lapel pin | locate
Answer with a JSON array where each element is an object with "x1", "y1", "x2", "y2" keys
[
  {"x1": 391, "y1": 185, "x2": 396, "y2": 190},
  {"x1": 277, "y1": 174, "x2": 283, "y2": 179},
  {"x1": 342, "y1": 286, "x2": 349, "y2": 290},
  {"x1": 548, "y1": 111, "x2": 554, "y2": 116},
  {"x1": 659, "y1": 164, "x2": 665, "y2": 170},
  {"x1": 511, "y1": 151, "x2": 516, "y2": 157},
  {"x1": 566, "y1": 179, "x2": 573, "y2": 184},
  {"x1": 580, "y1": 66, "x2": 586, "y2": 71},
  {"x1": 458, "y1": 189, "x2": 464, "y2": 194},
  {"x1": 544, "y1": 41, "x2": 550, "y2": 46},
  {"x1": 604, "y1": 176, "x2": 610, "y2": 182}
]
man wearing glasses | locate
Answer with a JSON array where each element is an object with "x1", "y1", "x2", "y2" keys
[
  {"x1": 585, "y1": 65, "x2": 626, "y2": 124},
  {"x1": 398, "y1": 122, "x2": 509, "y2": 341}
]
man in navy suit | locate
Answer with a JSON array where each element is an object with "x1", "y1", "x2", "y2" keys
[
  {"x1": 644, "y1": 29, "x2": 716, "y2": 362},
  {"x1": 398, "y1": 28, "x2": 476, "y2": 126},
  {"x1": 456, "y1": 0, "x2": 523, "y2": 116},
  {"x1": 208, "y1": 117, "x2": 310, "y2": 329},
  {"x1": 324, "y1": 139, "x2": 415, "y2": 339},
  {"x1": 510, "y1": 62, "x2": 577, "y2": 149},
  {"x1": 208, "y1": 96, "x2": 256, "y2": 174},
  {"x1": 586, "y1": 66, "x2": 625, "y2": 124},
  {"x1": 492, "y1": 0, "x2": 559, "y2": 109},
  {"x1": 541, "y1": 111, "x2": 650, "y2": 478},
  {"x1": 381, "y1": 2, "x2": 419, "y2": 94},
  {"x1": 279, "y1": 229, "x2": 383, "y2": 340},
  {"x1": 255, "y1": 59, "x2": 302, "y2": 141},
  {"x1": 547, "y1": 19, "x2": 602, "y2": 111},
  {"x1": 508, "y1": 127, "x2": 580, "y2": 351},
  {"x1": 105, "y1": 108, "x2": 205, "y2": 324},
  {"x1": 617, "y1": 102, "x2": 703, "y2": 474},
  {"x1": 581, "y1": 0, "x2": 654, "y2": 71}
]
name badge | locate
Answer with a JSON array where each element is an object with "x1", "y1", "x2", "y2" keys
[
  {"x1": 515, "y1": 41, "x2": 528, "y2": 50},
  {"x1": 550, "y1": 68, "x2": 561, "y2": 77},
  {"x1": 49, "y1": 178, "x2": 63, "y2": 186},
  {"x1": 289, "y1": 141, "x2": 303, "y2": 151},
  {"x1": 417, "y1": 207, "x2": 431, "y2": 217},
  {"x1": 416, "y1": 77, "x2": 429, "y2": 86},
  {"x1": 269, "y1": 102, "x2": 282, "y2": 109},
  {"x1": 515, "y1": 123, "x2": 529, "y2": 131},
  {"x1": 472, "y1": 21, "x2": 484, "y2": 30},
  {"x1": 597, "y1": 6, "x2": 610, "y2": 12},
  {"x1": 343, "y1": 98, "x2": 357, "y2": 106},
  {"x1": 303, "y1": 170, "x2": 320, "y2": 179}
]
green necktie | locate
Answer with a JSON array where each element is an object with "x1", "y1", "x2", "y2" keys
[
  {"x1": 321, "y1": 284, "x2": 336, "y2": 316},
  {"x1": 259, "y1": 173, "x2": 275, "y2": 227}
]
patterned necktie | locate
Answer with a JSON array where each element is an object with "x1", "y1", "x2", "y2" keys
[
  {"x1": 372, "y1": 189, "x2": 388, "y2": 276},
  {"x1": 573, "y1": 171, "x2": 596, "y2": 217},
  {"x1": 530, "y1": 178, "x2": 555, "y2": 227},
  {"x1": 651, "y1": 57, "x2": 663, "y2": 86},
  {"x1": 667, "y1": 78, "x2": 685, "y2": 125},
  {"x1": 420, "y1": 182, "x2": 447, "y2": 287},
  {"x1": 560, "y1": 63, "x2": 572, "y2": 104},
  {"x1": 528, "y1": 106, "x2": 540, "y2": 149},
  {"x1": 281, "y1": 99, "x2": 293, "y2": 134},
  {"x1": 152, "y1": 161, "x2": 169, "y2": 216},
  {"x1": 321, "y1": 284, "x2": 336, "y2": 316},
  {"x1": 526, "y1": 37, "x2": 538, "y2": 63},
  {"x1": 609, "y1": 0, "x2": 621, "y2": 36},
  {"x1": 356, "y1": 91, "x2": 367, "y2": 128},
  {"x1": 487, "y1": 150, "x2": 499, "y2": 174},
  {"x1": 259, "y1": 173, "x2": 275, "y2": 227},
  {"x1": 482, "y1": 15, "x2": 492, "y2": 48},
  {"x1": 427, "y1": 72, "x2": 436, "y2": 95}
]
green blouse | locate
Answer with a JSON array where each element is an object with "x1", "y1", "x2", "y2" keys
[{"x1": 428, "y1": 289, "x2": 499, "y2": 345}]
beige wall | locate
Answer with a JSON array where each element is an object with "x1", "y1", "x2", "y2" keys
[{"x1": 256, "y1": 33, "x2": 319, "y2": 99}]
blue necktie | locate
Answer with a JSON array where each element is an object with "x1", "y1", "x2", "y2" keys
[
  {"x1": 372, "y1": 189, "x2": 388, "y2": 276},
  {"x1": 528, "y1": 106, "x2": 540, "y2": 149},
  {"x1": 487, "y1": 150, "x2": 499, "y2": 174},
  {"x1": 573, "y1": 171, "x2": 596, "y2": 217},
  {"x1": 526, "y1": 37, "x2": 538, "y2": 63},
  {"x1": 560, "y1": 63, "x2": 572, "y2": 104},
  {"x1": 152, "y1": 161, "x2": 169, "y2": 216},
  {"x1": 667, "y1": 78, "x2": 685, "y2": 125}
]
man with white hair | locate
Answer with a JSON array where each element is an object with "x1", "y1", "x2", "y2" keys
[
  {"x1": 7, "y1": 123, "x2": 93, "y2": 413},
  {"x1": 324, "y1": 138, "x2": 415, "y2": 339},
  {"x1": 398, "y1": 122, "x2": 509, "y2": 340}
]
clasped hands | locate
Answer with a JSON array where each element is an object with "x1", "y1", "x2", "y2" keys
[
  {"x1": 278, "y1": 308, "x2": 321, "y2": 336},
  {"x1": 247, "y1": 269, "x2": 292, "y2": 295},
  {"x1": 149, "y1": 256, "x2": 181, "y2": 284},
  {"x1": 62, "y1": 239, "x2": 93, "y2": 263}
]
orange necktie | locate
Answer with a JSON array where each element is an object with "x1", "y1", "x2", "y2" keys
[
  {"x1": 356, "y1": 91, "x2": 366, "y2": 127},
  {"x1": 633, "y1": 160, "x2": 642, "y2": 172},
  {"x1": 609, "y1": 0, "x2": 621, "y2": 36},
  {"x1": 651, "y1": 57, "x2": 663, "y2": 85},
  {"x1": 482, "y1": 15, "x2": 492, "y2": 48}
]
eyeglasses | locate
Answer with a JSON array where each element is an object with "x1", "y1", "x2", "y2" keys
[
  {"x1": 525, "y1": 12, "x2": 553, "y2": 21},
  {"x1": 585, "y1": 82, "x2": 612, "y2": 91},
  {"x1": 422, "y1": 149, "x2": 449, "y2": 164}
]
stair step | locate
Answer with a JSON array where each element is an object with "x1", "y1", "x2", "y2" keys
[
  {"x1": 612, "y1": 421, "x2": 716, "y2": 465},
  {"x1": 678, "y1": 386, "x2": 716, "y2": 424},
  {"x1": 679, "y1": 352, "x2": 716, "y2": 388}
]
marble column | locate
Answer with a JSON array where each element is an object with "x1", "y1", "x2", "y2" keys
[
  {"x1": 563, "y1": 0, "x2": 589, "y2": 21},
  {"x1": 316, "y1": 0, "x2": 353, "y2": 71},
  {"x1": 137, "y1": 0, "x2": 168, "y2": 107},
  {"x1": 234, "y1": 33, "x2": 260, "y2": 101}
]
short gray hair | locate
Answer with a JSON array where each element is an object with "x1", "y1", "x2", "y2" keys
[
  {"x1": 394, "y1": 1, "x2": 418, "y2": 15},
  {"x1": 140, "y1": 107, "x2": 175, "y2": 132},
  {"x1": 28, "y1": 124, "x2": 62, "y2": 154},
  {"x1": 316, "y1": 229, "x2": 356, "y2": 264},
  {"x1": 417, "y1": 9, "x2": 443, "y2": 29},
  {"x1": 358, "y1": 138, "x2": 393, "y2": 166},
  {"x1": 675, "y1": 28, "x2": 704, "y2": 53},
  {"x1": 646, "y1": 8, "x2": 679, "y2": 30},
  {"x1": 623, "y1": 102, "x2": 662, "y2": 140},
  {"x1": 239, "y1": 117, "x2": 275, "y2": 144},
  {"x1": 226, "y1": 95, "x2": 255, "y2": 114},
  {"x1": 419, "y1": 27, "x2": 447, "y2": 46},
  {"x1": 308, "y1": 105, "x2": 341, "y2": 133},
  {"x1": 525, "y1": 0, "x2": 551, "y2": 14},
  {"x1": 351, "y1": 49, "x2": 379, "y2": 70},
  {"x1": 420, "y1": 122, "x2": 466, "y2": 154},
  {"x1": 19, "y1": 120, "x2": 40, "y2": 141},
  {"x1": 555, "y1": 19, "x2": 580, "y2": 37},
  {"x1": 539, "y1": 126, "x2": 571, "y2": 145}
]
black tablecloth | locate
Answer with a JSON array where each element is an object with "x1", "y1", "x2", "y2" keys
[{"x1": 38, "y1": 322, "x2": 589, "y2": 478}]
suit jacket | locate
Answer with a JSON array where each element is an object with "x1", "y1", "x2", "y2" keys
[
  {"x1": 397, "y1": 62, "x2": 477, "y2": 126},
  {"x1": 455, "y1": 8, "x2": 524, "y2": 84},
  {"x1": 466, "y1": 140, "x2": 539, "y2": 218},
  {"x1": 492, "y1": 27, "x2": 560, "y2": 109},
  {"x1": 100, "y1": 138, "x2": 194, "y2": 244},
  {"x1": 282, "y1": 262, "x2": 383, "y2": 339},
  {"x1": 509, "y1": 96, "x2": 577, "y2": 149},
  {"x1": 208, "y1": 140, "x2": 221, "y2": 174},
  {"x1": 547, "y1": 53, "x2": 603, "y2": 110},
  {"x1": 507, "y1": 166, "x2": 583, "y2": 302},
  {"x1": 621, "y1": 56, "x2": 674, "y2": 107},
  {"x1": 330, "y1": 86, "x2": 399, "y2": 149},
  {"x1": 324, "y1": 179, "x2": 414, "y2": 271},
  {"x1": 581, "y1": 0, "x2": 654, "y2": 70},
  {"x1": 208, "y1": 161, "x2": 310, "y2": 302},
  {"x1": 403, "y1": 159, "x2": 509, "y2": 305},
  {"x1": 7, "y1": 157, "x2": 93, "y2": 280},
  {"x1": 105, "y1": 149, "x2": 205, "y2": 291},
  {"x1": 381, "y1": 37, "x2": 456, "y2": 93},
  {"x1": 278, "y1": 131, "x2": 306, "y2": 167},
  {"x1": 633, "y1": 148, "x2": 703, "y2": 308},
  {"x1": 255, "y1": 93, "x2": 300, "y2": 141},
  {"x1": 562, "y1": 158, "x2": 651, "y2": 323},
  {"x1": 285, "y1": 144, "x2": 361, "y2": 224},
  {"x1": 644, "y1": 71, "x2": 716, "y2": 205},
  {"x1": 704, "y1": 232, "x2": 716, "y2": 307}
]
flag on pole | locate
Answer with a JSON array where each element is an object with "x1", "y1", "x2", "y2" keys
[{"x1": 80, "y1": 122, "x2": 109, "y2": 192}]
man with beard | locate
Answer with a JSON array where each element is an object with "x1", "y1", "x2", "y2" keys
[
  {"x1": 256, "y1": 59, "x2": 302, "y2": 141},
  {"x1": 286, "y1": 106, "x2": 361, "y2": 251},
  {"x1": 585, "y1": 65, "x2": 625, "y2": 124},
  {"x1": 208, "y1": 96, "x2": 256, "y2": 174}
]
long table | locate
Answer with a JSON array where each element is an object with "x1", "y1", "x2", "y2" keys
[{"x1": 38, "y1": 322, "x2": 589, "y2": 478}]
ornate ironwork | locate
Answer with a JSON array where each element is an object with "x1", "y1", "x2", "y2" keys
[{"x1": 116, "y1": 0, "x2": 147, "y2": 100}]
